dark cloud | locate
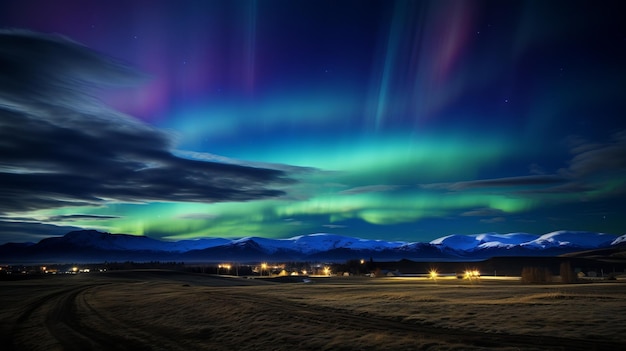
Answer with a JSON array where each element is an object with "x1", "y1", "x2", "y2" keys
[
  {"x1": 516, "y1": 182, "x2": 594, "y2": 195},
  {"x1": 422, "y1": 132, "x2": 626, "y2": 199},
  {"x1": 561, "y1": 131, "x2": 626, "y2": 178},
  {"x1": 526, "y1": 132, "x2": 626, "y2": 195},
  {"x1": 0, "y1": 220, "x2": 82, "y2": 243},
  {"x1": 0, "y1": 30, "x2": 294, "y2": 215},
  {"x1": 0, "y1": 29, "x2": 146, "y2": 112}
]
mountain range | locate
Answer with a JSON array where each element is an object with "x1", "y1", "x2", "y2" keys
[
  {"x1": 2, "y1": 230, "x2": 625, "y2": 264},
  {"x1": 0, "y1": 230, "x2": 626, "y2": 264}
]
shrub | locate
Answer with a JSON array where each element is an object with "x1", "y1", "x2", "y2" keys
[
  {"x1": 560, "y1": 261, "x2": 577, "y2": 283},
  {"x1": 521, "y1": 266, "x2": 552, "y2": 284}
]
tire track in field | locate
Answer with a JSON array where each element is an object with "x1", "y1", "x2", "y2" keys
[
  {"x1": 10, "y1": 283, "x2": 148, "y2": 351},
  {"x1": 47, "y1": 284, "x2": 151, "y2": 351},
  {"x1": 9, "y1": 279, "x2": 249, "y2": 351},
  {"x1": 224, "y1": 289, "x2": 626, "y2": 351},
  {"x1": 73, "y1": 283, "x2": 201, "y2": 351},
  {"x1": 9, "y1": 286, "x2": 81, "y2": 351}
]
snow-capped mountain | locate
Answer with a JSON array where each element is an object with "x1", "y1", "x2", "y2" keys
[
  {"x1": 429, "y1": 231, "x2": 619, "y2": 252},
  {"x1": 232, "y1": 234, "x2": 407, "y2": 255},
  {"x1": 1, "y1": 230, "x2": 625, "y2": 263}
]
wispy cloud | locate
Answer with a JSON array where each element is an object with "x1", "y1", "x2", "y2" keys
[
  {"x1": 461, "y1": 208, "x2": 504, "y2": 217},
  {"x1": 284, "y1": 218, "x2": 304, "y2": 226},
  {"x1": 480, "y1": 217, "x2": 506, "y2": 224},
  {"x1": 174, "y1": 150, "x2": 314, "y2": 174},
  {"x1": 420, "y1": 175, "x2": 565, "y2": 191},
  {"x1": 422, "y1": 132, "x2": 626, "y2": 198},
  {"x1": 0, "y1": 30, "x2": 294, "y2": 216},
  {"x1": 339, "y1": 184, "x2": 401, "y2": 195},
  {"x1": 323, "y1": 224, "x2": 347, "y2": 229},
  {"x1": 523, "y1": 132, "x2": 626, "y2": 195},
  {"x1": 176, "y1": 213, "x2": 219, "y2": 220},
  {"x1": 46, "y1": 214, "x2": 121, "y2": 222}
]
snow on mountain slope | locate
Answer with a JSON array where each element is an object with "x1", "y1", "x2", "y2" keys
[
  {"x1": 612, "y1": 234, "x2": 626, "y2": 245},
  {"x1": 430, "y1": 234, "x2": 478, "y2": 251},
  {"x1": 430, "y1": 233, "x2": 538, "y2": 251},
  {"x1": 522, "y1": 231, "x2": 616, "y2": 249}
]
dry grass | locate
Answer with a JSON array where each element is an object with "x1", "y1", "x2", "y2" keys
[{"x1": 2, "y1": 271, "x2": 625, "y2": 350}]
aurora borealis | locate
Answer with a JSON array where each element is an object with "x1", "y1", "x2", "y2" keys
[{"x1": 1, "y1": 0, "x2": 625, "y2": 244}]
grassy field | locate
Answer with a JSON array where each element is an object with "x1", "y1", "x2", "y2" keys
[{"x1": 1, "y1": 270, "x2": 625, "y2": 350}]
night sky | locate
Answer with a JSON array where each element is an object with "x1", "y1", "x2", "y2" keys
[{"x1": 1, "y1": 0, "x2": 625, "y2": 244}]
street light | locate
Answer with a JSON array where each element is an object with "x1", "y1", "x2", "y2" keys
[{"x1": 261, "y1": 263, "x2": 267, "y2": 276}]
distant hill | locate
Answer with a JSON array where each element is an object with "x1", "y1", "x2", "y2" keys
[
  {"x1": 560, "y1": 241, "x2": 626, "y2": 261},
  {"x1": 1, "y1": 230, "x2": 624, "y2": 264}
]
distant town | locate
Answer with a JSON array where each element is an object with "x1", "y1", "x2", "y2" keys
[{"x1": 3, "y1": 256, "x2": 624, "y2": 283}]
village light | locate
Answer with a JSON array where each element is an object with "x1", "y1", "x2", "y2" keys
[
  {"x1": 464, "y1": 270, "x2": 480, "y2": 280},
  {"x1": 218, "y1": 264, "x2": 231, "y2": 274},
  {"x1": 261, "y1": 263, "x2": 268, "y2": 276},
  {"x1": 429, "y1": 269, "x2": 438, "y2": 280},
  {"x1": 323, "y1": 266, "x2": 330, "y2": 276}
]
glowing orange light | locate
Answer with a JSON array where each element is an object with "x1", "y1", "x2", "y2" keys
[{"x1": 464, "y1": 270, "x2": 480, "y2": 280}]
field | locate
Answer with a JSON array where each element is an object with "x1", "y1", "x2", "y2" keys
[{"x1": 1, "y1": 270, "x2": 625, "y2": 350}]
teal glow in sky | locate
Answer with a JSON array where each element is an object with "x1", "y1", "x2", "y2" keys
[{"x1": 1, "y1": 0, "x2": 625, "y2": 244}]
